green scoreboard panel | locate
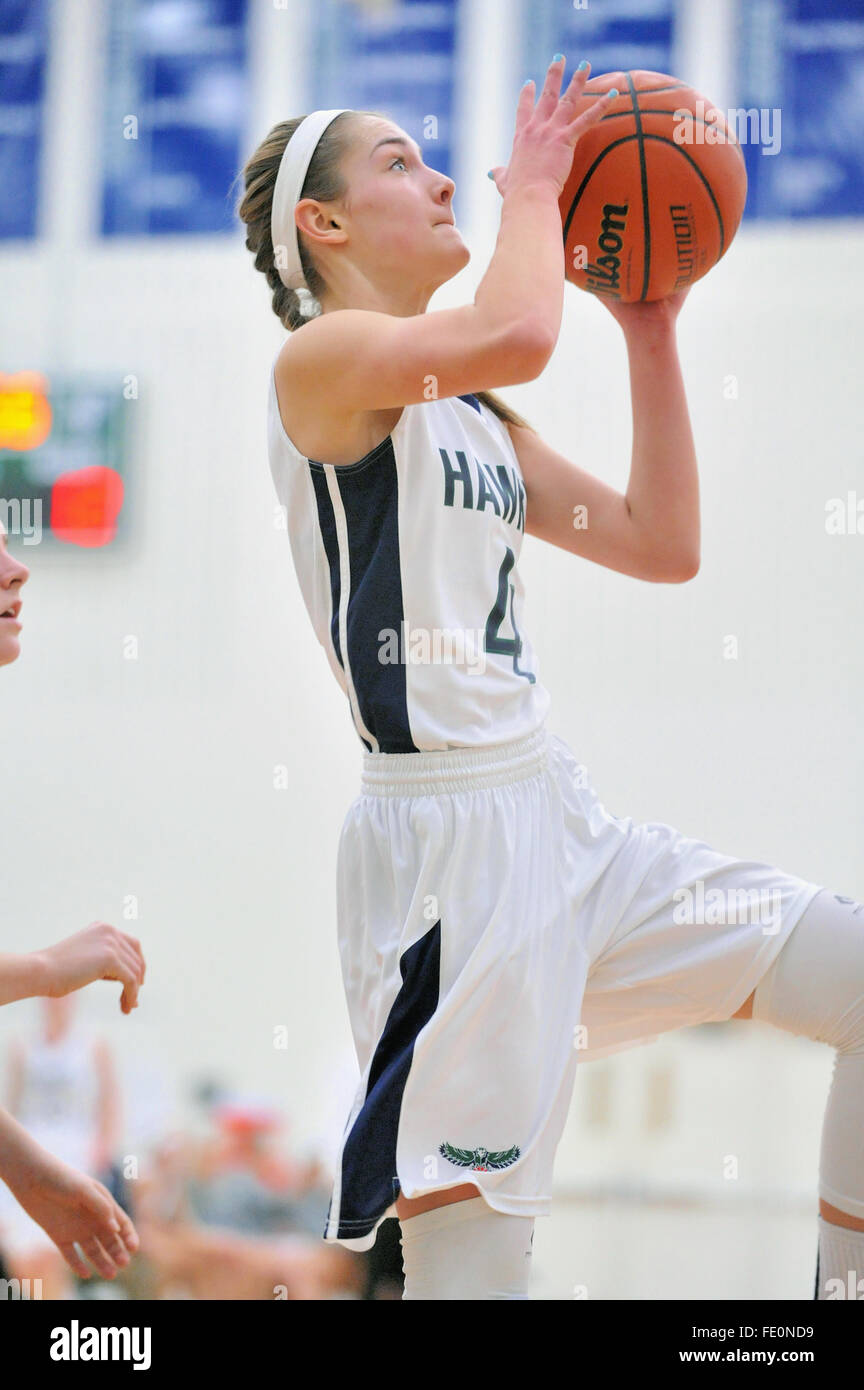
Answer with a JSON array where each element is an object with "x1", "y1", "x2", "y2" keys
[{"x1": 0, "y1": 372, "x2": 131, "y2": 549}]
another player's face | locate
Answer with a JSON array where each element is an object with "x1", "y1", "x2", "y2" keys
[
  {"x1": 0, "y1": 523, "x2": 28, "y2": 667},
  {"x1": 335, "y1": 117, "x2": 470, "y2": 292}
]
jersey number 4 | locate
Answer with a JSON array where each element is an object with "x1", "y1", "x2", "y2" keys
[{"x1": 485, "y1": 547, "x2": 535, "y2": 683}]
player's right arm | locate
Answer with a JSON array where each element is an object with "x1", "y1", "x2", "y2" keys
[
  {"x1": 276, "y1": 173, "x2": 564, "y2": 412},
  {"x1": 278, "y1": 57, "x2": 617, "y2": 415}
]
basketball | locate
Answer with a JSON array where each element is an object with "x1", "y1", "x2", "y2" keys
[{"x1": 561, "y1": 70, "x2": 748, "y2": 303}]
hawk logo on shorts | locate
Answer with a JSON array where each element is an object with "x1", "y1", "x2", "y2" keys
[{"x1": 439, "y1": 1142, "x2": 520, "y2": 1172}]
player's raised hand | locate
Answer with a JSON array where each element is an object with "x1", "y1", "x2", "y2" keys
[
  {"x1": 38, "y1": 921, "x2": 145, "y2": 1013},
  {"x1": 489, "y1": 57, "x2": 618, "y2": 199}
]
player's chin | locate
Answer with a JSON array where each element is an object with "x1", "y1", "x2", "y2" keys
[
  {"x1": 439, "y1": 236, "x2": 471, "y2": 272},
  {"x1": 0, "y1": 635, "x2": 22, "y2": 666}
]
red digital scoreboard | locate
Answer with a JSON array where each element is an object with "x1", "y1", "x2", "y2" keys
[{"x1": 0, "y1": 371, "x2": 129, "y2": 549}]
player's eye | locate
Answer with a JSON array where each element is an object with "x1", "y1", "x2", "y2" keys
[{"x1": 390, "y1": 156, "x2": 408, "y2": 171}]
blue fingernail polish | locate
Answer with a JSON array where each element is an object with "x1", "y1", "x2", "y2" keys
[
  {"x1": 553, "y1": 53, "x2": 564, "y2": 62},
  {"x1": 487, "y1": 170, "x2": 494, "y2": 179},
  {"x1": 577, "y1": 59, "x2": 588, "y2": 71},
  {"x1": 608, "y1": 88, "x2": 619, "y2": 98},
  {"x1": 523, "y1": 78, "x2": 533, "y2": 86}
]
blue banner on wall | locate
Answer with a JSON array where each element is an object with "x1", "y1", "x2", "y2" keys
[
  {"x1": 101, "y1": 0, "x2": 249, "y2": 235},
  {"x1": 310, "y1": 0, "x2": 459, "y2": 180},
  {"x1": 738, "y1": 0, "x2": 864, "y2": 219},
  {"x1": 0, "y1": 0, "x2": 49, "y2": 240},
  {"x1": 521, "y1": 0, "x2": 676, "y2": 86}
]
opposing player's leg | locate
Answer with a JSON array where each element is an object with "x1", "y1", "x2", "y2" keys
[{"x1": 740, "y1": 889, "x2": 864, "y2": 1297}]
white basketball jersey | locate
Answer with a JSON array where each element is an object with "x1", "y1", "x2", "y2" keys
[
  {"x1": 15, "y1": 1028, "x2": 100, "y2": 1134},
  {"x1": 267, "y1": 355, "x2": 552, "y2": 752}
]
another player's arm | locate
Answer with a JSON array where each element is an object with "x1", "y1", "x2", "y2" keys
[
  {"x1": 0, "y1": 1104, "x2": 138, "y2": 1280},
  {"x1": 511, "y1": 302, "x2": 700, "y2": 583},
  {"x1": 0, "y1": 953, "x2": 49, "y2": 1006},
  {"x1": 0, "y1": 925, "x2": 144, "y2": 1012}
]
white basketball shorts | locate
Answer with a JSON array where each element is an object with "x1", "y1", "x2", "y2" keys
[{"x1": 324, "y1": 723, "x2": 823, "y2": 1250}]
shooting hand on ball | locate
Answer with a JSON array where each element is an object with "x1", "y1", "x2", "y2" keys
[{"x1": 593, "y1": 283, "x2": 693, "y2": 333}]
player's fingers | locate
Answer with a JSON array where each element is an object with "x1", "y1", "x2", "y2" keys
[
  {"x1": 103, "y1": 942, "x2": 142, "y2": 1009},
  {"x1": 102, "y1": 1230, "x2": 133, "y2": 1267},
  {"x1": 109, "y1": 1202, "x2": 139, "y2": 1255},
  {"x1": 58, "y1": 1242, "x2": 93, "y2": 1279},
  {"x1": 567, "y1": 85, "x2": 619, "y2": 140},
  {"x1": 132, "y1": 936, "x2": 146, "y2": 984},
  {"x1": 116, "y1": 932, "x2": 146, "y2": 988},
  {"x1": 556, "y1": 59, "x2": 591, "y2": 117},
  {"x1": 80, "y1": 1235, "x2": 119, "y2": 1280},
  {"x1": 116, "y1": 978, "x2": 137, "y2": 1012},
  {"x1": 118, "y1": 937, "x2": 145, "y2": 984},
  {"x1": 534, "y1": 54, "x2": 566, "y2": 121},
  {"x1": 119, "y1": 931, "x2": 145, "y2": 965},
  {"x1": 512, "y1": 78, "x2": 536, "y2": 137}
]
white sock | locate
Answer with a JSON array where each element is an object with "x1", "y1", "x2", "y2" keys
[
  {"x1": 816, "y1": 1216, "x2": 864, "y2": 1300},
  {"x1": 399, "y1": 1196, "x2": 535, "y2": 1301}
]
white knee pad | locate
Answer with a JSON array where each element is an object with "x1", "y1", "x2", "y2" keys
[
  {"x1": 752, "y1": 890, "x2": 864, "y2": 1053},
  {"x1": 752, "y1": 889, "x2": 864, "y2": 1221},
  {"x1": 399, "y1": 1196, "x2": 535, "y2": 1301}
]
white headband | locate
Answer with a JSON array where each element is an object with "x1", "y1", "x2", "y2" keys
[{"x1": 271, "y1": 109, "x2": 350, "y2": 291}]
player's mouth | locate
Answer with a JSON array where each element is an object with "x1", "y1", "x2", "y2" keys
[{"x1": 0, "y1": 600, "x2": 22, "y2": 628}]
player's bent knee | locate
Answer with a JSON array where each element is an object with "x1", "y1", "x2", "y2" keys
[{"x1": 752, "y1": 889, "x2": 864, "y2": 1052}]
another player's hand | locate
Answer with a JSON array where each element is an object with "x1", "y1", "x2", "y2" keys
[
  {"x1": 4, "y1": 1149, "x2": 139, "y2": 1280},
  {"x1": 38, "y1": 922, "x2": 145, "y2": 1013},
  {"x1": 592, "y1": 283, "x2": 692, "y2": 332}
]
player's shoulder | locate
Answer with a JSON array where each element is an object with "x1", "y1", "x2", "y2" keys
[
  {"x1": 273, "y1": 312, "x2": 387, "y2": 433},
  {"x1": 275, "y1": 308, "x2": 395, "y2": 382}
]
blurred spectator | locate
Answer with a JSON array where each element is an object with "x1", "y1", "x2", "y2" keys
[{"x1": 0, "y1": 996, "x2": 122, "y2": 1299}]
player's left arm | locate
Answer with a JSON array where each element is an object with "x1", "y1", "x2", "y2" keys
[{"x1": 509, "y1": 288, "x2": 700, "y2": 583}]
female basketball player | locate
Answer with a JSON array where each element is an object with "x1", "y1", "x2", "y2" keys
[
  {"x1": 238, "y1": 58, "x2": 864, "y2": 1300},
  {"x1": 0, "y1": 520, "x2": 142, "y2": 1286}
]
